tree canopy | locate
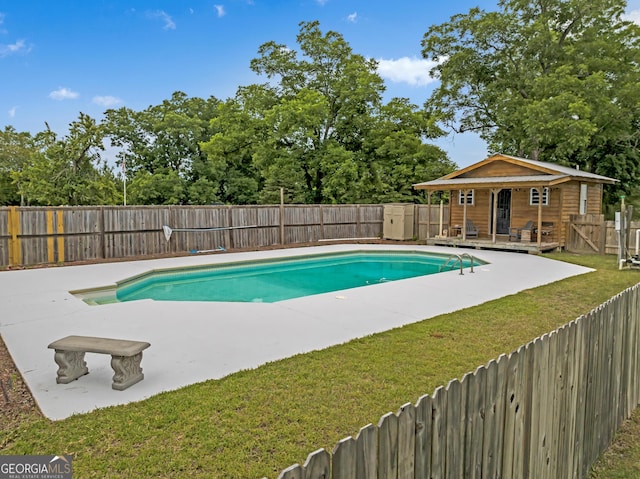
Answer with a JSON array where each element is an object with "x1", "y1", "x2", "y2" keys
[
  {"x1": 422, "y1": 0, "x2": 640, "y2": 200},
  {"x1": 0, "y1": 21, "x2": 452, "y2": 206},
  {"x1": 203, "y1": 21, "x2": 453, "y2": 204}
]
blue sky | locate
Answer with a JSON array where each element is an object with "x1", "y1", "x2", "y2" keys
[{"x1": 2, "y1": 1, "x2": 639, "y2": 168}]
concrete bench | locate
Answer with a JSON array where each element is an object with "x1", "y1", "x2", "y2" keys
[{"x1": 48, "y1": 335, "x2": 150, "y2": 390}]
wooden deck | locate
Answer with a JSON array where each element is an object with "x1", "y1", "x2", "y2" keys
[{"x1": 426, "y1": 235, "x2": 560, "y2": 254}]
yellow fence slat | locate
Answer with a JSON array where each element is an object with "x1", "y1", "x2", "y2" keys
[
  {"x1": 56, "y1": 209, "x2": 65, "y2": 263},
  {"x1": 46, "y1": 210, "x2": 55, "y2": 263},
  {"x1": 8, "y1": 206, "x2": 21, "y2": 266}
]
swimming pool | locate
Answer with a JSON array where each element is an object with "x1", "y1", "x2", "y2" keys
[{"x1": 77, "y1": 250, "x2": 481, "y2": 304}]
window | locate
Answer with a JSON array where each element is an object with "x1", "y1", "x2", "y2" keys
[
  {"x1": 530, "y1": 187, "x2": 549, "y2": 206},
  {"x1": 579, "y1": 183, "x2": 588, "y2": 214},
  {"x1": 458, "y1": 189, "x2": 474, "y2": 205}
]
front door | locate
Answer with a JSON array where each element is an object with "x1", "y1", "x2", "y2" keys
[{"x1": 491, "y1": 189, "x2": 512, "y2": 235}]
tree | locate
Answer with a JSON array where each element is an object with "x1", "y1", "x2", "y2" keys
[
  {"x1": 201, "y1": 20, "x2": 451, "y2": 204},
  {"x1": 248, "y1": 20, "x2": 386, "y2": 203},
  {"x1": 362, "y1": 98, "x2": 455, "y2": 203},
  {"x1": 0, "y1": 126, "x2": 34, "y2": 205},
  {"x1": 104, "y1": 91, "x2": 220, "y2": 204},
  {"x1": 198, "y1": 85, "x2": 274, "y2": 204},
  {"x1": 17, "y1": 114, "x2": 119, "y2": 205},
  {"x1": 422, "y1": 0, "x2": 640, "y2": 199}
]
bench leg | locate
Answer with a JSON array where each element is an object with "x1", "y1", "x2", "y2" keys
[
  {"x1": 110, "y1": 353, "x2": 144, "y2": 390},
  {"x1": 53, "y1": 350, "x2": 89, "y2": 384}
]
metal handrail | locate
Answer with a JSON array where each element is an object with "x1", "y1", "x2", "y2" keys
[{"x1": 440, "y1": 253, "x2": 475, "y2": 275}]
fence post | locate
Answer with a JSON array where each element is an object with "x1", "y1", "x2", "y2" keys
[
  {"x1": 168, "y1": 206, "x2": 176, "y2": 254},
  {"x1": 280, "y1": 188, "x2": 285, "y2": 245},
  {"x1": 7, "y1": 206, "x2": 21, "y2": 267},
  {"x1": 56, "y1": 208, "x2": 65, "y2": 263},
  {"x1": 99, "y1": 206, "x2": 106, "y2": 259},
  {"x1": 46, "y1": 208, "x2": 55, "y2": 263},
  {"x1": 226, "y1": 206, "x2": 235, "y2": 249}
]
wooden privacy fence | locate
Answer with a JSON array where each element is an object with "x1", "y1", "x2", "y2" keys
[
  {"x1": 0, "y1": 204, "x2": 450, "y2": 268},
  {"x1": 567, "y1": 214, "x2": 640, "y2": 255},
  {"x1": 266, "y1": 284, "x2": 640, "y2": 479},
  {"x1": 0, "y1": 205, "x2": 387, "y2": 267}
]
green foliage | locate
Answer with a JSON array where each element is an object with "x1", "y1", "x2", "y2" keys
[
  {"x1": 0, "y1": 126, "x2": 35, "y2": 205},
  {"x1": 422, "y1": 0, "x2": 640, "y2": 202},
  {"x1": 127, "y1": 169, "x2": 186, "y2": 205},
  {"x1": 203, "y1": 20, "x2": 453, "y2": 204},
  {"x1": 1, "y1": 23, "x2": 451, "y2": 206},
  {"x1": 16, "y1": 115, "x2": 120, "y2": 206},
  {"x1": 104, "y1": 92, "x2": 221, "y2": 205}
]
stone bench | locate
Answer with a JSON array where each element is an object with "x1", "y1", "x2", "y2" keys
[{"x1": 48, "y1": 335, "x2": 151, "y2": 390}]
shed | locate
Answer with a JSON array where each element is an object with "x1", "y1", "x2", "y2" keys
[{"x1": 413, "y1": 153, "x2": 617, "y2": 250}]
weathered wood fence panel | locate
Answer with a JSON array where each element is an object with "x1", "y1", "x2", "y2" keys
[
  {"x1": 0, "y1": 204, "x2": 385, "y2": 267},
  {"x1": 4, "y1": 206, "x2": 636, "y2": 267},
  {"x1": 358, "y1": 205, "x2": 385, "y2": 238},
  {"x1": 567, "y1": 214, "x2": 606, "y2": 253},
  {"x1": 267, "y1": 284, "x2": 640, "y2": 479},
  {"x1": 416, "y1": 204, "x2": 450, "y2": 238},
  {"x1": 567, "y1": 214, "x2": 640, "y2": 255},
  {"x1": 103, "y1": 206, "x2": 171, "y2": 258}
]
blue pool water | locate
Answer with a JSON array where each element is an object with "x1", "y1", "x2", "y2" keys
[{"x1": 113, "y1": 251, "x2": 479, "y2": 304}]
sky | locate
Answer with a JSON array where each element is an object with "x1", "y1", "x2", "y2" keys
[{"x1": 1, "y1": 0, "x2": 640, "y2": 169}]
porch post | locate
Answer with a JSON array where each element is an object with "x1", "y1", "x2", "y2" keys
[
  {"x1": 536, "y1": 187, "x2": 543, "y2": 247},
  {"x1": 426, "y1": 191, "x2": 432, "y2": 239},
  {"x1": 491, "y1": 188, "x2": 501, "y2": 244},
  {"x1": 462, "y1": 189, "x2": 468, "y2": 240}
]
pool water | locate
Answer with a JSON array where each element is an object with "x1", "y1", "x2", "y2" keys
[{"x1": 112, "y1": 251, "x2": 479, "y2": 304}]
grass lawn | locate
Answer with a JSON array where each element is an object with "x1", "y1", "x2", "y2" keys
[
  {"x1": 590, "y1": 406, "x2": 640, "y2": 478},
  {"x1": 2, "y1": 252, "x2": 640, "y2": 478}
]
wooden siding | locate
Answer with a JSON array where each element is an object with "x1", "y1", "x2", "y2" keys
[
  {"x1": 587, "y1": 183, "x2": 603, "y2": 214},
  {"x1": 269, "y1": 284, "x2": 640, "y2": 479},
  {"x1": 447, "y1": 180, "x2": 604, "y2": 246},
  {"x1": 458, "y1": 160, "x2": 545, "y2": 178}
]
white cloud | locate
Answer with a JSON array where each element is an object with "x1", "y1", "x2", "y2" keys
[
  {"x1": 315, "y1": 0, "x2": 328, "y2": 5},
  {"x1": 0, "y1": 39, "x2": 29, "y2": 57},
  {"x1": 214, "y1": 5, "x2": 225, "y2": 17},
  {"x1": 377, "y1": 56, "x2": 441, "y2": 86},
  {"x1": 347, "y1": 12, "x2": 357, "y2": 23},
  {"x1": 622, "y1": 9, "x2": 640, "y2": 24},
  {"x1": 149, "y1": 10, "x2": 176, "y2": 30},
  {"x1": 49, "y1": 87, "x2": 79, "y2": 100},
  {"x1": 8, "y1": 106, "x2": 17, "y2": 118},
  {"x1": 92, "y1": 95, "x2": 122, "y2": 107}
]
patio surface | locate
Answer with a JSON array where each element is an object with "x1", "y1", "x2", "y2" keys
[{"x1": 0, "y1": 244, "x2": 592, "y2": 420}]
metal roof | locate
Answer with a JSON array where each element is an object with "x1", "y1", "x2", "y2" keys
[
  {"x1": 414, "y1": 153, "x2": 618, "y2": 190},
  {"x1": 413, "y1": 174, "x2": 570, "y2": 189},
  {"x1": 495, "y1": 154, "x2": 618, "y2": 183}
]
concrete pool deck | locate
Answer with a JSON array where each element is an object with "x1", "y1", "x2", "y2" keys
[{"x1": 0, "y1": 244, "x2": 592, "y2": 420}]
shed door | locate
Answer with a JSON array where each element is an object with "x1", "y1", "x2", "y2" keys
[{"x1": 491, "y1": 189, "x2": 512, "y2": 235}]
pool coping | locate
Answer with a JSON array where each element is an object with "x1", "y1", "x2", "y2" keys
[
  {"x1": 0, "y1": 244, "x2": 593, "y2": 420},
  {"x1": 76, "y1": 249, "x2": 482, "y2": 304}
]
